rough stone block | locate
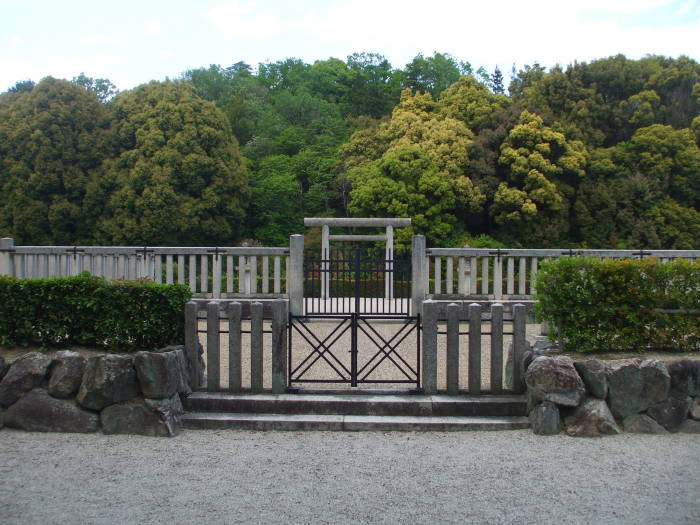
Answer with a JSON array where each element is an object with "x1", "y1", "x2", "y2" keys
[
  {"x1": 3, "y1": 388, "x2": 99, "y2": 433},
  {"x1": 77, "y1": 355, "x2": 138, "y2": 411},
  {"x1": 574, "y1": 359, "x2": 607, "y2": 399},
  {"x1": 678, "y1": 419, "x2": 700, "y2": 434},
  {"x1": 647, "y1": 394, "x2": 693, "y2": 433},
  {"x1": 525, "y1": 356, "x2": 585, "y2": 407},
  {"x1": 156, "y1": 345, "x2": 192, "y2": 395},
  {"x1": 101, "y1": 393, "x2": 183, "y2": 437},
  {"x1": 48, "y1": 351, "x2": 86, "y2": 398},
  {"x1": 0, "y1": 355, "x2": 8, "y2": 382},
  {"x1": 529, "y1": 401, "x2": 560, "y2": 435},
  {"x1": 667, "y1": 360, "x2": 700, "y2": 397},
  {"x1": 622, "y1": 413, "x2": 668, "y2": 434},
  {"x1": 0, "y1": 352, "x2": 52, "y2": 407},
  {"x1": 564, "y1": 397, "x2": 620, "y2": 437},
  {"x1": 606, "y1": 359, "x2": 669, "y2": 419},
  {"x1": 134, "y1": 350, "x2": 180, "y2": 399},
  {"x1": 690, "y1": 397, "x2": 700, "y2": 420}
]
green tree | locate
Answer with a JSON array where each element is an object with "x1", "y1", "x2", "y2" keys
[
  {"x1": 403, "y1": 52, "x2": 472, "y2": 98},
  {"x1": 0, "y1": 77, "x2": 112, "y2": 244},
  {"x1": 493, "y1": 110, "x2": 587, "y2": 244},
  {"x1": 93, "y1": 81, "x2": 249, "y2": 245},
  {"x1": 72, "y1": 72, "x2": 118, "y2": 103}
]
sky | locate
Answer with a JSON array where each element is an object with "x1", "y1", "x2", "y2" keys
[{"x1": 1, "y1": 0, "x2": 699, "y2": 92}]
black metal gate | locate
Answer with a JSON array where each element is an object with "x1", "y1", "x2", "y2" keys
[
  {"x1": 289, "y1": 246, "x2": 419, "y2": 388},
  {"x1": 303, "y1": 246, "x2": 411, "y2": 315}
]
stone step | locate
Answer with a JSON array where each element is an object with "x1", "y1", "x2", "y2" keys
[
  {"x1": 182, "y1": 412, "x2": 530, "y2": 432},
  {"x1": 183, "y1": 392, "x2": 527, "y2": 418}
]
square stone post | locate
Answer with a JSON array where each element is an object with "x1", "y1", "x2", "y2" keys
[
  {"x1": 0, "y1": 238, "x2": 15, "y2": 277},
  {"x1": 271, "y1": 299, "x2": 288, "y2": 394},
  {"x1": 421, "y1": 300, "x2": 438, "y2": 394},
  {"x1": 288, "y1": 234, "x2": 304, "y2": 316},
  {"x1": 411, "y1": 235, "x2": 426, "y2": 316}
]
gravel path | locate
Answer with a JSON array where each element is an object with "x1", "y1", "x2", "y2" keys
[{"x1": 1, "y1": 429, "x2": 699, "y2": 525}]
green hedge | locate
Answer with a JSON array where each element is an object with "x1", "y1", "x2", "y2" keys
[
  {"x1": 535, "y1": 257, "x2": 700, "y2": 353},
  {"x1": 0, "y1": 273, "x2": 192, "y2": 350}
]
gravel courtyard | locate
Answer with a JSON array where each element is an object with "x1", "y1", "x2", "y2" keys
[{"x1": 1, "y1": 429, "x2": 698, "y2": 525}]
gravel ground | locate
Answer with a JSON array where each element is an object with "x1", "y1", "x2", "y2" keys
[{"x1": 1, "y1": 429, "x2": 699, "y2": 525}]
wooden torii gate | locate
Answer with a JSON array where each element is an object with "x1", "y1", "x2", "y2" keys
[{"x1": 303, "y1": 217, "x2": 411, "y2": 300}]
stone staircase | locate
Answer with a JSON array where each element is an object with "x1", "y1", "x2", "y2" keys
[{"x1": 182, "y1": 391, "x2": 530, "y2": 431}]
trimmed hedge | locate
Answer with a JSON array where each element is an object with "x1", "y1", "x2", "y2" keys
[
  {"x1": 535, "y1": 257, "x2": 700, "y2": 353},
  {"x1": 0, "y1": 273, "x2": 192, "y2": 350}
]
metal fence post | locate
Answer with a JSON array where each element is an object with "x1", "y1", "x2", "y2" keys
[
  {"x1": 411, "y1": 235, "x2": 427, "y2": 316},
  {"x1": 184, "y1": 301, "x2": 200, "y2": 390},
  {"x1": 271, "y1": 299, "x2": 288, "y2": 394},
  {"x1": 513, "y1": 303, "x2": 527, "y2": 393},
  {"x1": 421, "y1": 300, "x2": 438, "y2": 395},
  {"x1": 1, "y1": 238, "x2": 15, "y2": 277},
  {"x1": 289, "y1": 234, "x2": 304, "y2": 316}
]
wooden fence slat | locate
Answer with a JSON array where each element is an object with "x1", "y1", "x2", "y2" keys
[
  {"x1": 206, "y1": 302, "x2": 220, "y2": 391},
  {"x1": 468, "y1": 303, "x2": 482, "y2": 394},
  {"x1": 446, "y1": 302, "x2": 460, "y2": 395},
  {"x1": 490, "y1": 303, "x2": 504, "y2": 393},
  {"x1": 250, "y1": 301, "x2": 264, "y2": 393},
  {"x1": 228, "y1": 302, "x2": 242, "y2": 392}
]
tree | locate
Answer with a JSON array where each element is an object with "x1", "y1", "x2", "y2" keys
[
  {"x1": 93, "y1": 81, "x2": 249, "y2": 245},
  {"x1": 493, "y1": 110, "x2": 587, "y2": 244},
  {"x1": 403, "y1": 52, "x2": 471, "y2": 98},
  {"x1": 348, "y1": 147, "x2": 482, "y2": 245},
  {"x1": 438, "y1": 75, "x2": 509, "y2": 132},
  {"x1": 489, "y1": 66, "x2": 505, "y2": 95},
  {"x1": 0, "y1": 77, "x2": 112, "y2": 244},
  {"x1": 72, "y1": 72, "x2": 118, "y2": 102}
]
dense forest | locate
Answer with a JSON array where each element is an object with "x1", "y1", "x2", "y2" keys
[{"x1": 1, "y1": 52, "x2": 698, "y2": 249}]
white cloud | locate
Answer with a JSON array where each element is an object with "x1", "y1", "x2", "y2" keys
[
  {"x1": 144, "y1": 16, "x2": 163, "y2": 37},
  {"x1": 201, "y1": 1, "x2": 290, "y2": 39}
]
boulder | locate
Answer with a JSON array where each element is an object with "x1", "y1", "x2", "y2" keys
[
  {"x1": 678, "y1": 419, "x2": 700, "y2": 434},
  {"x1": 525, "y1": 356, "x2": 585, "y2": 407},
  {"x1": 564, "y1": 397, "x2": 621, "y2": 437},
  {"x1": 0, "y1": 355, "x2": 8, "y2": 381},
  {"x1": 622, "y1": 414, "x2": 668, "y2": 434},
  {"x1": 48, "y1": 351, "x2": 86, "y2": 398},
  {"x1": 0, "y1": 352, "x2": 52, "y2": 407},
  {"x1": 647, "y1": 394, "x2": 693, "y2": 433},
  {"x1": 0, "y1": 407, "x2": 4, "y2": 429},
  {"x1": 574, "y1": 359, "x2": 607, "y2": 399},
  {"x1": 606, "y1": 359, "x2": 669, "y2": 419},
  {"x1": 3, "y1": 388, "x2": 99, "y2": 433},
  {"x1": 504, "y1": 340, "x2": 532, "y2": 390},
  {"x1": 156, "y1": 345, "x2": 192, "y2": 395},
  {"x1": 76, "y1": 355, "x2": 138, "y2": 411},
  {"x1": 529, "y1": 401, "x2": 560, "y2": 435},
  {"x1": 667, "y1": 360, "x2": 700, "y2": 397},
  {"x1": 134, "y1": 350, "x2": 180, "y2": 398},
  {"x1": 689, "y1": 398, "x2": 700, "y2": 420},
  {"x1": 101, "y1": 393, "x2": 183, "y2": 437}
]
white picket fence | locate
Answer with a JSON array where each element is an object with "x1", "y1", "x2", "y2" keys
[
  {"x1": 0, "y1": 238, "x2": 289, "y2": 299},
  {"x1": 425, "y1": 248, "x2": 700, "y2": 301}
]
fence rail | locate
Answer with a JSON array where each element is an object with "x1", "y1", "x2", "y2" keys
[
  {"x1": 425, "y1": 247, "x2": 700, "y2": 301},
  {"x1": 0, "y1": 238, "x2": 289, "y2": 299}
]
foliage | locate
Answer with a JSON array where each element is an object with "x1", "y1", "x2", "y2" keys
[
  {"x1": 535, "y1": 257, "x2": 700, "y2": 353},
  {"x1": 0, "y1": 273, "x2": 192, "y2": 350},
  {"x1": 0, "y1": 77, "x2": 113, "y2": 244},
  {"x1": 93, "y1": 81, "x2": 250, "y2": 245}
]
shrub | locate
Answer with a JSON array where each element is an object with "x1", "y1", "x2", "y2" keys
[
  {"x1": 535, "y1": 257, "x2": 700, "y2": 353},
  {"x1": 0, "y1": 272, "x2": 192, "y2": 350}
]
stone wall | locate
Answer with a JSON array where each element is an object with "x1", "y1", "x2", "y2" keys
[
  {"x1": 0, "y1": 345, "x2": 199, "y2": 437},
  {"x1": 525, "y1": 354, "x2": 700, "y2": 436}
]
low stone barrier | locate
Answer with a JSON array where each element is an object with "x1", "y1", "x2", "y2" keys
[
  {"x1": 0, "y1": 345, "x2": 201, "y2": 437},
  {"x1": 524, "y1": 354, "x2": 700, "y2": 436}
]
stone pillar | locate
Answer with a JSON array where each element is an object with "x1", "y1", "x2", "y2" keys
[
  {"x1": 385, "y1": 225, "x2": 393, "y2": 300},
  {"x1": 0, "y1": 238, "x2": 15, "y2": 277},
  {"x1": 184, "y1": 301, "x2": 200, "y2": 390},
  {"x1": 288, "y1": 234, "x2": 304, "y2": 316},
  {"x1": 271, "y1": 299, "x2": 288, "y2": 394},
  {"x1": 321, "y1": 224, "x2": 329, "y2": 300},
  {"x1": 446, "y1": 302, "x2": 459, "y2": 395},
  {"x1": 206, "y1": 301, "x2": 220, "y2": 391},
  {"x1": 421, "y1": 300, "x2": 438, "y2": 394},
  {"x1": 411, "y1": 235, "x2": 427, "y2": 316},
  {"x1": 250, "y1": 302, "x2": 264, "y2": 393},
  {"x1": 513, "y1": 303, "x2": 527, "y2": 394}
]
